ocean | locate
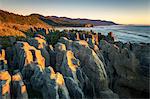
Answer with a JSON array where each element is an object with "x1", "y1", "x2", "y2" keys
[{"x1": 56, "y1": 25, "x2": 150, "y2": 43}]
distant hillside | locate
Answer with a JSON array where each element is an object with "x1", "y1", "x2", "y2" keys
[
  {"x1": 0, "y1": 10, "x2": 52, "y2": 37},
  {"x1": 0, "y1": 10, "x2": 51, "y2": 28},
  {"x1": 0, "y1": 9, "x2": 117, "y2": 37},
  {"x1": 0, "y1": 10, "x2": 117, "y2": 27},
  {"x1": 42, "y1": 16, "x2": 117, "y2": 27}
]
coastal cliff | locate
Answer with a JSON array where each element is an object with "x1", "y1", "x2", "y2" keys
[{"x1": 0, "y1": 29, "x2": 149, "y2": 99}]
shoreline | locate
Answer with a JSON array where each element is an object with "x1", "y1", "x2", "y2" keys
[
  {"x1": 54, "y1": 25, "x2": 150, "y2": 44},
  {"x1": 0, "y1": 28, "x2": 150, "y2": 49}
]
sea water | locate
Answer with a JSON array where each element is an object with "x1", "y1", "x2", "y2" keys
[{"x1": 56, "y1": 25, "x2": 150, "y2": 43}]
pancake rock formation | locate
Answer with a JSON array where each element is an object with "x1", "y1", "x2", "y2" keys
[{"x1": 0, "y1": 29, "x2": 149, "y2": 99}]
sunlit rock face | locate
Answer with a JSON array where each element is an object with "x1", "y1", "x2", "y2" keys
[
  {"x1": 0, "y1": 48, "x2": 11, "y2": 99},
  {"x1": 14, "y1": 41, "x2": 45, "y2": 70},
  {"x1": 57, "y1": 37, "x2": 118, "y2": 98},
  {"x1": 0, "y1": 70, "x2": 11, "y2": 99},
  {"x1": 28, "y1": 34, "x2": 50, "y2": 67},
  {"x1": 11, "y1": 71, "x2": 28, "y2": 99},
  {"x1": 8, "y1": 41, "x2": 70, "y2": 99},
  {"x1": 0, "y1": 30, "x2": 149, "y2": 99},
  {"x1": 0, "y1": 47, "x2": 8, "y2": 70},
  {"x1": 44, "y1": 67, "x2": 69, "y2": 99},
  {"x1": 30, "y1": 66, "x2": 70, "y2": 99},
  {"x1": 1, "y1": 43, "x2": 43, "y2": 99},
  {"x1": 54, "y1": 43, "x2": 85, "y2": 98},
  {"x1": 54, "y1": 42, "x2": 96, "y2": 98}
]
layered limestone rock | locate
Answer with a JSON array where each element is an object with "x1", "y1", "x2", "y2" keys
[
  {"x1": 42, "y1": 66, "x2": 69, "y2": 99},
  {"x1": 57, "y1": 37, "x2": 118, "y2": 98},
  {"x1": 28, "y1": 34, "x2": 50, "y2": 66},
  {"x1": 14, "y1": 41, "x2": 45, "y2": 70},
  {"x1": 54, "y1": 42, "x2": 95, "y2": 98},
  {"x1": 131, "y1": 43, "x2": 150, "y2": 77},
  {"x1": 124, "y1": 43, "x2": 150, "y2": 98},
  {"x1": 0, "y1": 70, "x2": 11, "y2": 99},
  {"x1": 100, "y1": 40, "x2": 149, "y2": 98},
  {"x1": 11, "y1": 71, "x2": 28, "y2": 99},
  {"x1": 54, "y1": 43, "x2": 85, "y2": 98},
  {"x1": 7, "y1": 41, "x2": 67, "y2": 99},
  {"x1": 0, "y1": 48, "x2": 11, "y2": 99},
  {"x1": 27, "y1": 65, "x2": 70, "y2": 99},
  {"x1": 0, "y1": 47, "x2": 8, "y2": 70},
  {"x1": 0, "y1": 30, "x2": 149, "y2": 99}
]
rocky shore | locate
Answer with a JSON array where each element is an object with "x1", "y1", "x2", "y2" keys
[{"x1": 0, "y1": 29, "x2": 149, "y2": 99}]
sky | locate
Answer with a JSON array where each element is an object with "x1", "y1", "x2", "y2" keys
[{"x1": 0, "y1": 0, "x2": 150, "y2": 25}]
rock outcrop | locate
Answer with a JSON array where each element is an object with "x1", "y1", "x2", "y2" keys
[
  {"x1": 28, "y1": 34, "x2": 50, "y2": 67},
  {"x1": 57, "y1": 37, "x2": 118, "y2": 98},
  {"x1": 0, "y1": 30, "x2": 149, "y2": 99},
  {"x1": 0, "y1": 70, "x2": 11, "y2": 99},
  {"x1": 11, "y1": 71, "x2": 28, "y2": 99},
  {"x1": 0, "y1": 47, "x2": 11, "y2": 99},
  {"x1": 54, "y1": 42, "x2": 93, "y2": 98},
  {"x1": 100, "y1": 40, "x2": 149, "y2": 98},
  {"x1": 30, "y1": 66, "x2": 70, "y2": 99}
]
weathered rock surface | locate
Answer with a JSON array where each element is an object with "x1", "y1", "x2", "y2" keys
[
  {"x1": 0, "y1": 31, "x2": 149, "y2": 99},
  {"x1": 0, "y1": 70, "x2": 11, "y2": 99},
  {"x1": 14, "y1": 41, "x2": 45, "y2": 70},
  {"x1": 11, "y1": 71, "x2": 28, "y2": 99},
  {"x1": 30, "y1": 66, "x2": 70, "y2": 99},
  {"x1": 0, "y1": 48, "x2": 11, "y2": 99},
  {"x1": 100, "y1": 40, "x2": 149, "y2": 98},
  {"x1": 57, "y1": 37, "x2": 118, "y2": 98},
  {"x1": 54, "y1": 43, "x2": 92, "y2": 98},
  {"x1": 28, "y1": 34, "x2": 50, "y2": 67},
  {"x1": 10, "y1": 40, "x2": 69, "y2": 99},
  {"x1": 0, "y1": 48, "x2": 28, "y2": 99}
]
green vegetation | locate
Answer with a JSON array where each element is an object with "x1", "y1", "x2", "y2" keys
[{"x1": 47, "y1": 30, "x2": 67, "y2": 45}]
